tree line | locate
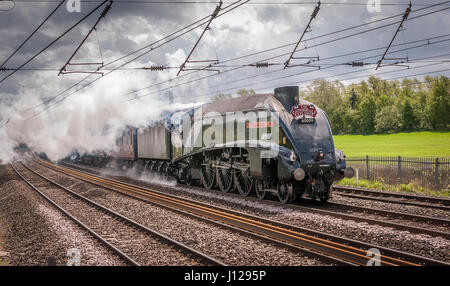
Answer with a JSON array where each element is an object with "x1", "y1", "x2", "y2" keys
[
  {"x1": 301, "y1": 75, "x2": 449, "y2": 134},
  {"x1": 214, "y1": 75, "x2": 449, "y2": 134}
]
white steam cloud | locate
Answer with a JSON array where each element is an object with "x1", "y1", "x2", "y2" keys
[{"x1": 0, "y1": 49, "x2": 205, "y2": 163}]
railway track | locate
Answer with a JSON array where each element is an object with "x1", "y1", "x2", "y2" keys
[
  {"x1": 333, "y1": 185, "x2": 450, "y2": 211},
  {"x1": 34, "y1": 158, "x2": 450, "y2": 266},
  {"x1": 11, "y1": 162, "x2": 225, "y2": 266},
  {"x1": 59, "y1": 161, "x2": 450, "y2": 239}
]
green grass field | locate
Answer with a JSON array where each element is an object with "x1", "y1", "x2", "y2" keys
[{"x1": 333, "y1": 132, "x2": 450, "y2": 157}]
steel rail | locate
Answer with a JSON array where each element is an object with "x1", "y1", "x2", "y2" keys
[
  {"x1": 35, "y1": 158, "x2": 449, "y2": 266},
  {"x1": 41, "y1": 164, "x2": 356, "y2": 266},
  {"x1": 314, "y1": 201, "x2": 450, "y2": 229},
  {"x1": 10, "y1": 162, "x2": 140, "y2": 266},
  {"x1": 333, "y1": 185, "x2": 450, "y2": 209},
  {"x1": 15, "y1": 162, "x2": 226, "y2": 266},
  {"x1": 34, "y1": 159, "x2": 357, "y2": 266},
  {"x1": 334, "y1": 192, "x2": 450, "y2": 211},
  {"x1": 57, "y1": 161, "x2": 450, "y2": 238},
  {"x1": 52, "y1": 162, "x2": 450, "y2": 266}
]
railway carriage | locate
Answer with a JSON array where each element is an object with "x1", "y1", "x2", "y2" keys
[
  {"x1": 89, "y1": 86, "x2": 354, "y2": 203},
  {"x1": 114, "y1": 127, "x2": 138, "y2": 169}
]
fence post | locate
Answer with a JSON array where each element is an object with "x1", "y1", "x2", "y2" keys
[
  {"x1": 356, "y1": 168, "x2": 359, "y2": 186},
  {"x1": 435, "y1": 158, "x2": 439, "y2": 187},
  {"x1": 398, "y1": 156, "x2": 402, "y2": 184},
  {"x1": 366, "y1": 155, "x2": 370, "y2": 179}
]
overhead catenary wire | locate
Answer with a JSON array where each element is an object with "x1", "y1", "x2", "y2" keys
[
  {"x1": 209, "y1": 36, "x2": 450, "y2": 89},
  {"x1": 46, "y1": 0, "x2": 246, "y2": 106},
  {"x1": 42, "y1": 5, "x2": 450, "y2": 110},
  {"x1": 12, "y1": 0, "x2": 450, "y2": 121},
  {"x1": 195, "y1": 62, "x2": 450, "y2": 102},
  {"x1": 9, "y1": 0, "x2": 448, "y2": 7},
  {"x1": 28, "y1": 0, "x2": 416, "y2": 108},
  {"x1": 58, "y1": 0, "x2": 113, "y2": 76},
  {"x1": 124, "y1": 9, "x2": 413, "y2": 96},
  {"x1": 202, "y1": 48, "x2": 450, "y2": 97},
  {"x1": 221, "y1": 0, "x2": 450, "y2": 64},
  {"x1": 101, "y1": 0, "x2": 245, "y2": 69},
  {"x1": 300, "y1": 64, "x2": 450, "y2": 89},
  {"x1": 123, "y1": 0, "x2": 450, "y2": 97},
  {"x1": 123, "y1": 37, "x2": 450, "y2": 101},
  {"x1": 375, "y1": 2, "x2": 412, "y2": 70},
  {"x1": 0, "y1": 0, "x2": 109, "y2": 85},
  {"x1": 4, "y1": 0, "x2": 450, "y2": 127},
  {"x1": 298, "y1": 72, "x2": 448, "y2": 91},
  {"x1": 125, "y1": 4, "x2": 450, "y2": 101},
  {"x1": 172, "y1": 56, "x2": 450, "y2": 101},
  {"x1": 176, "y1": 0, "x2": 224, "y2": 76},
  {"x1": 273, "y1": 70, "x2": 450, "y2": 98},
  {"x1": 55, "y1": 0, "x2": 450, "y2": 106},
  {"x1": 22, "y1": 0, "x2": 246, "y2": 113},
  {"x1": 129, "y1": 63, "x2": 450, "y2": 106},
  {"x1": 284, "y1": 0, "x2": 320, "y2": 69},
  {"x1": 4, "y1": 53, "x2": 450, "y2": 72},
  {"x1": 94, "y1": 27, "x2": 105, "y2": 64},
  {"x1": 125, "y1": 43, "x2": 450, "y2": 102},
  {"x1": 26, "y1": 0, "x2": 248, "y2": 118},
  {"x1": 220, "y1": 71, "x2": 450, "y2": 100},
  {"x1": 0, "y1": 0, "x2": 65, "y2": 68},
  {"x1": 131, "y1": 32, "x2": 450, "y2": 100}
]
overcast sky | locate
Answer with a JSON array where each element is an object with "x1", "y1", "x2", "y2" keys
[{"x1": 0, "y1": 0, "x2": 449, "y2": 161}]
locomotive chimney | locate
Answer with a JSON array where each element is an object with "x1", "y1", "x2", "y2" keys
[{"x1": 274, "y1": 86, "x2": 299, "y2": 112}]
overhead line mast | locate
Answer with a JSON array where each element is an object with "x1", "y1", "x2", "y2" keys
[
  {"x1": 125, "y1": 0, "x2": 448, "y2": 96},
  {"x1": 0, "y1": 0, "x2": 109, "y2": 85},
  {"x1": 284, "y1": 0, "x2": 320, "y2": 69},
  {"x1": 27, "y1": 0, "x2": 247, "y2": 118},
  {"x1": 126, "y1": 33, "x2": 450, "y2": 102},
  {"x1": 0, "y1": 0, "x2": 66, "y2": 69},
  {"x1": 375, "y1": 2, "x2": 412, "y2": 70},
  {"x1": 58, "y1": 0, "x2": 113, "y2": 76},
  {"x1": 28, "y1": 0, "x2": 242, "y2": 111},
  {"x1": 176, "y1": 0, "x2": 224, "y2": 76}
]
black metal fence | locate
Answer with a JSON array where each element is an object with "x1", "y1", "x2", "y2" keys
[{"x1": 346, "y1": 156, "x2": 450, "y2": 190}]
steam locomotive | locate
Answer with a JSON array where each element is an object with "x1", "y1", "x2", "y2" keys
[{"x1": 75, "y1": 86, "x2": 354, "y2": 203}]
